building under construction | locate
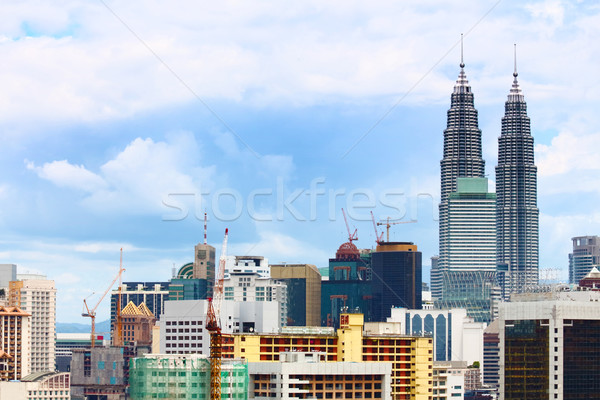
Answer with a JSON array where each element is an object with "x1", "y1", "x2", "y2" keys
[{"x1": 128, "y1": 354, "x2": 248, "y2": 400}]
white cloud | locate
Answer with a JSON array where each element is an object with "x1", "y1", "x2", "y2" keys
[
  {"x1": 26, "y1": 159, "x2": 107, "y2": 192},
  {"x1": 229, "y1": 225, "x2": 330, "y2": 266},
  {"x1": 0, "y1": 0, "x2": 598, "y2": 130},
  {"x1": 28, "y1": 132, "x2": 216, "y2": 214}
]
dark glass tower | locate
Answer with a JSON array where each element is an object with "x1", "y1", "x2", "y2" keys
[
  {"x1": 439, "y1": 51, "x2": 486, "y2": 270},
  {"x1": 495, "y1": 53, "x2": 539, "y2": 295}
]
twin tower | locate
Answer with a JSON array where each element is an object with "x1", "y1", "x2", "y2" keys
[{"x1": 436, "y1": 45, "x2": 539, "y2": 313}]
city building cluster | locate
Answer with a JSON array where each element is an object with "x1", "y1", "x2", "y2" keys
[{"x1": 1, "y1": 46, "x2": 600, "y2": 400}]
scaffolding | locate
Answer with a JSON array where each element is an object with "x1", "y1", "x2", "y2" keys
[{"x1": 129, "y1": 355, "x2": 248, "y2": 400}]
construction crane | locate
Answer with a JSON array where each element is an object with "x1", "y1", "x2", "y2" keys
[
  {"x1": 82, "y1": 248, "x2": 126, "y2": 348},
  {"x1": 370, "y1": 211, "x2": 384, "y2": 245},
  {"x1": 206, "y1": 229, "x2": 229, "y2": 400},
  {"x1": 341, "y1": 208, "x2": 358, "y2": 243},
  {"x1": 377, "y1": 217, "x2": 416, "y2": 243}
]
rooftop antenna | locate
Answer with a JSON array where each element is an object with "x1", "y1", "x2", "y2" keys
[
  {"x1": 460, "y1": 33, "x2": 464, "y2": 68},
  {"x1": 513, "y1": 43, "x2": 518, "y2": 78},
  {"x1": 204, "y1": 212, "x2": 208, "y2": 245}
]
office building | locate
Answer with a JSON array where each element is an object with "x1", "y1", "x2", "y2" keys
[
  {"x1": 430, "y1": 256, "x2": 442, "y2": 301},
  {"x1": 222, "y1": 258, "x2": 287, "y2": 328},
  {"x1": 441, "y1": 178, "x2": 497, "y2": 273},
  {"x1": 111, "y1": 282, "x2": 169, "y2": 334},
  {"x1": 270, "y1": 263, "x2": 321, "y2": 327},
  {"x1": 499, "y1": 290, "x2": 600, "y2": 400},
  {"x1": 120, "y1": 301, "x2": 156, "y2": 347},
  {"x1": 169, "y1": 263, "x2": 211, "y2": 301},
  {"x1": 483, "y1": 319, "x2": 500, "y2": 390},
  {"x1": 249, "y1": 351, "x2": 392, "y2": 400},
  {"x1": 436, "y1": 178, "x2": 498, "y2": 323},
  {"x1": 568, "y1": 235, "x2": 600, "y2": 284},
  {"x1": 129, "y1": 354, "x2": 247, "y2": 400},
  {"x1": 439, "y1": 51, "x2": 486, "y2": 273},
  {"x1": 193, "y1": 243, "x2": 216, "y2": 298},
  {"x1": 320, "y1": 241, "x2": 372, "y2": 327},
  {"x1": 371, "y1": 242, "x2": 422, "y2": 321},
  {"x1": 159, "y1": 299, "x2": 280, "y2": 356},
  {"x1": 496, "y1": 59, "x2": 539, "y2": 295},
  {"x1": 0, "y1": 305, "x2": 30, "y2": 381},
  {"x1": 387, "y1": 307, "x2": 485, "y2": 366},
  {"x1": 8, "y1": 274, "x2": 56, "y2": 373},
  {"x1": 223, "y1": 313, "x2": 433, "y2": 400},
  {"x1": 0, "y1": 265, "x2": 16, "y2": 292}
]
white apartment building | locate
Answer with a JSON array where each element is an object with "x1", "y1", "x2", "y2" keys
[
  {"x1": 9, "y1": 274, "x2": 56, "y2": 373},
  {"x1": 433, "y1": 361, "x2": 467, "y2": 400},
  {"x1": 158, "y1": 299, "x2": 280, "y2": 356},
  {"x1": 224, "y1": 255, "x2": 270, "y2": 278},
  {"x1": 223, "y1": 255, "x2": 287, "y2": 327}
]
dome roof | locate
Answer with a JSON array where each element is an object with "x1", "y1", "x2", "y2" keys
[{"x1": 335, "y1": 242, "x2": 360, "y2": 260}]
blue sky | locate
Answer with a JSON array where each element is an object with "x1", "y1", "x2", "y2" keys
[{"x1": 1, "y1": 0, "x2": 600, "y2": 322}]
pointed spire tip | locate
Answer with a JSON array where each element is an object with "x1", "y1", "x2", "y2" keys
[{"x1": 460, "y1": 34, "x2": 465, "y2": 68}]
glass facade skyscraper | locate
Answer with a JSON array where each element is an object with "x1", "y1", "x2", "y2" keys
[
  {"x1": 439, "y1": 56, "x2": 486, "y2": 272},
  {"x1": 495, "y1": 60, "x2": 539, "y2": 295}
]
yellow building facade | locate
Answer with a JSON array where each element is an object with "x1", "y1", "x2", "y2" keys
[{"x1": 223, "y1": 313, "x2": 433, "y2": 400}]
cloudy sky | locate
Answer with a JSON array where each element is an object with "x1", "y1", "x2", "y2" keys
[{"x1": 1, "y1": 0, "x2": 599, "y2": 322}]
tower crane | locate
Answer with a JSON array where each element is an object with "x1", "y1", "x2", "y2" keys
[
  {"x1": 206, "y1": 228, "x2": 229, "y2": 400},
  {"x1": 377, "y1": 217, "x2": 416, "y2": 243},
  {"x1": 82, "y1": 248, "x2": 126, "y2": 348},
  {"x1": 370, "y1": 211, "x2": 384, "y2": 245},
  {"x1": 342, "y1": 208, "x2": 358, "y2": 243}
]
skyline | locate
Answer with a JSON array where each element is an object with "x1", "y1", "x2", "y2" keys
[{"x1": 1, "y1": 1, "x2": 600, "y2": 322}]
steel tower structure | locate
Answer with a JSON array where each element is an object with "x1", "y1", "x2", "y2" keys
[{"x1": 495, "y1": 46, "x2": 539, "y2": 295}]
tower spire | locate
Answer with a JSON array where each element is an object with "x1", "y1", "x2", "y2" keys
[
  {"x1": 508, "y1": 44, "x2": 523, "y2": 102},
  {"x1": 460, "y1": 33, "x2": 465, "y2": 68},
  {"x1": 513, "y1": 43, "x2": 518, "y2": 77}
]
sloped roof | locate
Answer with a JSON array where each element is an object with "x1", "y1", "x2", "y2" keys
[
  {"x1": 0, "y1": 305, "x2": 30, "y2": 317},
  {"x1": 585, "y1": 266, "x2": 600, "y2": 279},
  {"x1": 121, "y1": 301, "x2": 140, "y2": 315},
  {"x1": 121, "y1": 301, "x2": 155, "y2": 318},
  {"x1": 137, "y1": 302, "x2": 155, "y2": 317}
]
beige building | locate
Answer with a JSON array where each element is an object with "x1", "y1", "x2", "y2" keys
[
  {"x1": 0, "y1": 305, "x2": 30, "y2": 380},
  {"x1": 9, "y1": 274, "x2": 56, "y2": 373},
  {"x1": 0, "y1": 371, "x2": 69, "y2": 400}
]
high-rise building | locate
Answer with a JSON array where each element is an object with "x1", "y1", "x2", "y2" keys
[
  {"x1": 496, "y1": 56, "x2": 539, "y2": 295},
  {"x1": 8, "y1": 274, "x2": 56, "y2": 373},
  {"x1": 319, "y1": 242, "x2": 372, "y2": 327},
  {"x1": 568, "y1": 235, "x2": 600, "y2": 284},
  {"x1": 270, "y1": 263, "x2": 322, "y2": 327},
  {"x1": 499, "y1": 290, "x2": 600, "y2": 400},
  {"x1": 0, "y1": 305, "x2": 30, "y2": 381},
  {"x1": 483, "y1": 319, "x2": 500, "y2": 391},
  {"x1": 441, "y1": 178, "x2": 497, "y2": 272},
  {"x1": 430, "y1": 256, "x2": 442, "y2": 300},
  {"x1": 193, "y1": 243, "x2": 216, "y2": 297},
  {"x1": 439, "y1": 51, "x2": 486, "y2": 274},
  {"x1": 371, "y1": 242, "x2": 422, "y2": 321},
  {"x1": 120, "y1": 301, "x2": 156, "y2": 347},
  {"x1": 111, "y1": 282, "x2": 169, "y2": 335},
  {"x1": 0, "y1": 264, "x2": 16, "y2": 292},
  {"x1": 436, "y1": 178, "x2": 498, "y2": 323}
]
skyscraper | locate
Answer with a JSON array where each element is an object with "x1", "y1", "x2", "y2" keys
[
  {"x1": 495, "y1": 49, "x2": 539, "y2": 295},
  {"x1": 439, "y1": 46, "x2": 486, "y2": 272},
  {"x1": 568, "y1": 235, "x2": 600, "y2": 284}
]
